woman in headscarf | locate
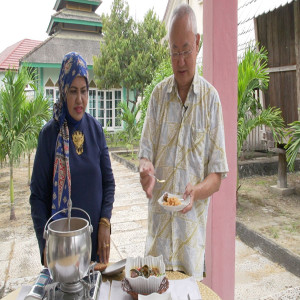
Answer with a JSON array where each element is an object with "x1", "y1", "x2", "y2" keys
[{"x1": 30, "y1": 52, "x2": 115, "y2": 268}]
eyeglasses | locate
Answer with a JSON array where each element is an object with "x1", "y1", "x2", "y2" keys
[{"x1": 170, "y1": 43, "x2": 196, "y2": 60}]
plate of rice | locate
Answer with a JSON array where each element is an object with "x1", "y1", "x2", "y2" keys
[{"x1": 158, "y1": 192, "x2": 190, "y2": 212}]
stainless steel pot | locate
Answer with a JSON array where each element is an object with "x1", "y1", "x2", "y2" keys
[{"x1": 43, "y1": 207, "x2": 93, "y2": 283}]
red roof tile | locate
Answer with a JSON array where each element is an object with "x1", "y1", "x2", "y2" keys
[{"x1": 0, "y1": 39, "x2": 42, "y2": 71}]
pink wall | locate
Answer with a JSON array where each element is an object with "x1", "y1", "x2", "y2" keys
[{"x1": 202, "y1": 0, "x2": 238, "y2": 299}]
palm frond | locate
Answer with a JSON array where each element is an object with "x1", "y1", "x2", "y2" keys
[
  {"x1": 0, "y1": 67, "x2": 50, "y2": 162},
  {"x1": 118, "y1": 101, "x2": 140, "y2": 144},
  {"x1": 1, "y1": 68, "x2": 32, "y2": 129},
  {"x1": 238, "y1": 45, "x2": 269, "y2": 110},
  {"x1": 285, "y1": 120, "x2": 300, "y2": 171},
  {"x1": 238, "y1": 107, "x2": 285, "y2": 157},
  {"x1": 237, "y1": 44, "x2": 285, "y2": 159}
]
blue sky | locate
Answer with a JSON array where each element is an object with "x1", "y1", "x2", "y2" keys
[{"x1": 0, "y1": 0, "x2": 168, "y2": 53}]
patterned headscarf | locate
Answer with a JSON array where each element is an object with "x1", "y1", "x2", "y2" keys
[{"x1": 52, "y1": 52, "x2": 89, "y2": 218}]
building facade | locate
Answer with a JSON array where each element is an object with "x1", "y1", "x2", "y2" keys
[
  {"x1": 20, "y1": 0, "x2": 127, "y2": 131},
  {"x1": 164, "y1": 0, "x2": 300, "y2": 151}
]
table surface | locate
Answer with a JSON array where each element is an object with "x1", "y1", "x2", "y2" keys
[
  {"x1": 102, "y1": 270, "x2": 220, "y2": 300},
  {"x1": 2, "y1": 271, "x2": 220, "y2": 300},
  {"x1": 166, "y1": 271, "x2": 220, "y2": 300}
]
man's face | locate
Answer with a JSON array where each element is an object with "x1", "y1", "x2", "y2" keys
[{"x1": 169, "y1": 15, "x2": 199, "y2": 90}]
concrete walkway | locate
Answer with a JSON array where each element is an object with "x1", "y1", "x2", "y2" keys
[{"x1": 1, "y1": 157, "x2": 300, "y2": 299}]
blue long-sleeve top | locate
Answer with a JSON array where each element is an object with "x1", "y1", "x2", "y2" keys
[{"x1": 29, "y1": 113, "x2": 115, "y2": 264}]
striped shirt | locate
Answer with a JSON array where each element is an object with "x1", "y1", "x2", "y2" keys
[{"x1": 139, "y1": 73, "x2": 229, "y2": 280}]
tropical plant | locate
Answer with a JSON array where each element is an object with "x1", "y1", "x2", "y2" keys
[
  {"x1": 24, "y1": 92, "x2": 49, "y2": 185},
  {"x1": 118, "y1": 101, "x2": 140, "y2": 157},
  {"x1": 285, "y1": 111, "x2": 300, "y2": 171},
  {"x1": 236, "y1": 45, "x2": 286, "y2": 200},
  {"x1": 93, "y1": 0, "x2": 168, "y2": 112},
  {"x1": 138, "y1": 58, "x2": 173, "y2": 134},
  {"x1": 103, "y1": 127, "x2": 124, "y2": 147},
  {"x1": 0, "y1": 68, "x2": 50, "y2": 220},
  {"x1": 24, "y1": 132, "x2": 38, "y2": 185},
  {"x1": 237, "y1": 45, "x2": 285, "y2": 159},
  {"x1": 0, "y1": 116, "x2": 6, "y2": 168}
]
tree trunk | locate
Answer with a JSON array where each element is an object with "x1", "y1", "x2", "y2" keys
[
  {"x1": 27, "y1": 152, "x2": 31, "y2": 186},
  {"x1": 131, "y1": 142, "x2": 134, "y2": 159},
  {"x1": 277, "y1": 151, "x2": 287, "y2": 188},
  {"x1": 10, "y1": 203, "x2": 16, "y2": 221},
  {"x1": 9, "y1": 158, "x2": 16, "y2": 220}
]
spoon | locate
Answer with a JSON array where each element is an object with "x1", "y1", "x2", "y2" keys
[{"x1": 148, "y1": 173, "x2": 166, "y2": 183}]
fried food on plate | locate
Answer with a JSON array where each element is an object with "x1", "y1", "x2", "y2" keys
[
  {"x1": 162, "y1": 193, "x2": 181, "y2": 206},
  {"x1": 94, "y1": 262, "x2": 107, "y2": 271}
]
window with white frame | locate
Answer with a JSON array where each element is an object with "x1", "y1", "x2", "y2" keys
[
  {"x1": 45, "y1": 88, "x2": 59, "y2": 110},
  {"x1": 115, "y1": 90, "x2": 122, "y2": 127},
  {"x1": 97, "y1": 90, "x2": 105, "y2": 126},
  {"x1": 45, "y1": 78, "x2": 59, "y2": 110},
  {"x1": 45, "y1": 88, "x2": 54, "y2": 110},
  {"x1": 106, "y1": 91, "x2": 113, "y2": 128},
  {"x1": 87, "y1": 88, "x2": 122, "y2": 130},
  {"x1": 89, "y1": 89, "x2": 97, "y2": 118}
]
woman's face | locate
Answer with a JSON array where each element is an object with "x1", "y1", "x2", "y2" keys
[{"x1": 66, "y1": 76, "x2": 88, "y2": 121}]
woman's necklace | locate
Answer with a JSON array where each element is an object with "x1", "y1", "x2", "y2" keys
[{"x1": 72, "y1": 130, "x2": 84, "y2": 155}]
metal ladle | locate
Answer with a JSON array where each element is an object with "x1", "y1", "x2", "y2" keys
[{"x1": 67, "y1": 199, "x2": 72, "y2": 231}]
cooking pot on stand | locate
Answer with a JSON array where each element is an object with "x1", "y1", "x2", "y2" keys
[{"x1": 43, "y1": 207, "x2": 93, "y2": 284}]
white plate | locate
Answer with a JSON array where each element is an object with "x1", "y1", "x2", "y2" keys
[
  {"x1": 138, "y1": 292, "x2": 172, "y2": 300},
  {"x1": 158, "y1": 192, "x2": 190, "y2": 212},
  {"x1": 101, "y1": 258, "x2": 126, "y2": 276}
]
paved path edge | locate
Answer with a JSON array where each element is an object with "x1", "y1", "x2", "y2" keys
[
  {"x1": 236, "y1": 221, "x2": 300, "y2": 278},
  {"x1": 111, "y1": 151, "x2": 139, "y2": 173}
]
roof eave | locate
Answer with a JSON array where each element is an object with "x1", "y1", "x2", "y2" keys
[
  {"x1": 47, "y1": 17, "x2": 102, "y2": 35},
  {"x1": 54, "y1": 0, "x2": 102, "y2": 11},
  {"x1": 21, "y1": 61, "x2": 93, "y2": 69}
]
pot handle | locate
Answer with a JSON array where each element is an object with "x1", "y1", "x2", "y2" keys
[{"x1": 43, "y1": 207, "x2": 93, "y2": 240}]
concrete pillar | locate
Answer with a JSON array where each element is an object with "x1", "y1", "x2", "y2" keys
[{"x1": 202, "y1": 0, "x2": 237, "y2": 299}]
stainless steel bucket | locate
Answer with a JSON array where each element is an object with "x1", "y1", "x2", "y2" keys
[{"x1": 43, "y1": 208, "x2": 93, "y2": 283}]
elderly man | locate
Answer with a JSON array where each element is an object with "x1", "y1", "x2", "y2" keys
[{"x1": 139, "y1": 4, "x2": 229, "y2": 280}]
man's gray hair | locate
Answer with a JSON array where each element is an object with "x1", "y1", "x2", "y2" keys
[{"x1": 168, "y1": 4, "x2": 198, "y2": 37}]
